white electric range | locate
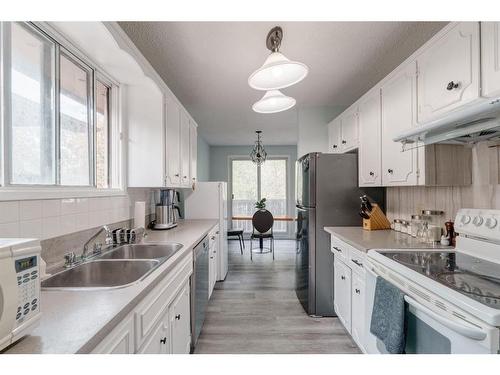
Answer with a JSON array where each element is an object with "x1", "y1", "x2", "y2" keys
[{"x1": 365, "y1": 208, "x2": 500, "y2": 354}]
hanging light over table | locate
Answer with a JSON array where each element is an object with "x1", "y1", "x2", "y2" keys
[{"x1": 250, "y1": 131, "x2": 267, "y2": 165}]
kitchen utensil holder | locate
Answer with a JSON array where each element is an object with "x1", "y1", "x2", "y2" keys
[{"x1": 362, "y1": 204, "x2": 391, "y2": 231}]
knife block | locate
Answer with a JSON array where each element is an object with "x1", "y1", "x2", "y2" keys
[{"x1": 363, "y1": 204, "x2": 391, "y2": 231}]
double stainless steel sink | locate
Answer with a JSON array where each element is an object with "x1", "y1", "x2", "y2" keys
[{"x1": 41, "y1": 243, "x2": 183, "y2": 290}]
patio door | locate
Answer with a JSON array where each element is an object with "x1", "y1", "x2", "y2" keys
[{"x1": 230, "y1": 157, "x2": 288, "y2": 235}]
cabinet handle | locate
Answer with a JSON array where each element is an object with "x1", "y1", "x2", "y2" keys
[
  {"x1": 341, "y1": 140, "x2": 347, "y2": 144},
  {"x1": 211, "y1": 236, "x2": 216, "y2": 240},
  {"x1": 210, "y1": 256, "x2": 214, "y2": 259},
  {"x1": 332, "y1": 144, "x2": 337, "y2": 149},
  {"x1": 183, "y1": 175, "x2": 187, "y2": 179},
  {"x1": 355, "y1": 288, "x2": 361, "y2": 294},
  {"x1": 175, "y1": 173, "x2": 180, "y2": 177},
  {"x1": 332, "y1": 246, "x2": 342, "y2": 253},
  {"x1": 387, "y1": 168, "x2": 393, "y2": 174},
  {"x1": 160, "y1": 337, "x2": 167, "y2": 344},
  {"x1": 175, "y1": 314, "x2": 181, "y2": 320},
  {"x1": 341, "y1": 275, "x2": 346, "y2": 280},
  {"x1": 369, "y1": 171, "x2": 374, "y2": 176},
  {"x1": 352, "y1": 259, "x2": 363, "y2": 268},
  {"x1": 446, "y1": 81, "x2": 459, "y2": 91}
]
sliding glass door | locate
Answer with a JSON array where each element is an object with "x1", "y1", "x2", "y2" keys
[{"x1": 230, "y1": 157, "x2": 288, "y2": 234}]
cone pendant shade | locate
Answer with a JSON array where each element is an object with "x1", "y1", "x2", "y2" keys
[
  {"x1": 248, "y1": 51, "x2": 309, "y2": 91},
  {"x1": 252, "y1": 90, "x2": 296, "y2": 114}
]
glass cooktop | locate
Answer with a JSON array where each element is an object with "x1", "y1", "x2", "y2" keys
[{"x1": 382, "y1": 251, "x2": 500, "y2": 310}]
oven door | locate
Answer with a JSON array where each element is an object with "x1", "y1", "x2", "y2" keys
[{"x1": 365, "y1": 263, "x2": 500, "y2": 354}]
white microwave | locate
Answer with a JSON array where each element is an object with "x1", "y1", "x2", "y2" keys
[{"x1": 0, "y1": 238, "x2": 42, "y2": 351}]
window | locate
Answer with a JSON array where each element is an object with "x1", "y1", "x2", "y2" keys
[
  {"x1": 96, "y1": 80, "x2": 110, "y2": 189},
  {"x1": 2, "y1": 22, "x2": 118, "y2": 191},
  {"x1": 9, "y1": 22, "x2": 56, "y2": 185},
  {"x1": 59, "y1": 52, "x2": 92, "y2": 186},
  {"x1": 230, "y1": 158, "x2": 288, "y2": 233}
]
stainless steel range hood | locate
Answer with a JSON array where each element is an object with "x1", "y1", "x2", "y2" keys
[{"x1": 393, "y1": 98, "x2": 500, "y2": 146}]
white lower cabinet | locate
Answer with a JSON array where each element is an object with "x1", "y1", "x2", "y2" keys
[
  {"x1": 331, "y1": 234, "x2": 367, "y2": 352},
  {"x1": 92, "y1": 316, "x2": 135, "y2": 354},
  {"x1": 333, "y1": 257, "x2": 352, "y2": 333},
  {"x1": 351, "y1": 271, "x2": 366, "y2": 350},
  {"x1": 92, "y1": 252, "x2": 193, "y2": 354},
  {"x1": 138, "y1": 312, "x2": 170, "y2": 354},
  {"x1": 169, "y1": 284, "x2": 191, "y2": 354},
  {"x1": 208, "y1": 226, "x2": 219, "y2": 297}
]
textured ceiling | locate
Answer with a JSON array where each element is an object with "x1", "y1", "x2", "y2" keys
[{"x1": 119, "y1": 21, "x2": 447, "y2": 145}]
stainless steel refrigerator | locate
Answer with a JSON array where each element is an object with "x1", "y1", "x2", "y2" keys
[{"x1": 295, "y1": 152, "x2": 385, "y2": 317}]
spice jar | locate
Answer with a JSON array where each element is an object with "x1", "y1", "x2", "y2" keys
[
  {"x1": 393, "y1": 219, "x2": 402, "y2": 232},
  {"x1": 410, "y1": 215, "x2": 424, "y2": 238},
  {"x1": 400, "y1": 220, "x2": 409, "y2": 234}
]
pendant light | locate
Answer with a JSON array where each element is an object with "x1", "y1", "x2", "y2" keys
[
  {"x1": 250, "y1": 131, "x2": 267, "y2": 165},
  {"x1": 252, "y1": 89, "x2": 296, "y2": 114},
  {"x1": 248, "y1": 26, "x2": 309, "y2": 91}
]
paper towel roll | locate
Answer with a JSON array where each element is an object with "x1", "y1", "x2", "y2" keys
[{"x1": 134, "y1": 201, "x2": 146, "y2": 229}]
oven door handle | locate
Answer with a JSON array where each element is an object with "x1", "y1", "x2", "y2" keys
[{"x1": 404, "y1": 295, "x2": 487, "y2": 341}]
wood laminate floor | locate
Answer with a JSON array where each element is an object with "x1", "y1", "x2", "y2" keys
[{"x1": 194, "y1": 239, "x2": 361, "y2": 354}]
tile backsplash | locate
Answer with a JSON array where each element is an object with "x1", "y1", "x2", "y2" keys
[
  {"x1": 387, "y1": 142, "x2": 500, "y2": 222},
  {"x1": 0, "y1": 188, "x2": 155, "y2": 240}
]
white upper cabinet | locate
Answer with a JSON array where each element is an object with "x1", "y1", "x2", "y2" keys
[
  {"x1": 180, "y1": 110, "x2": 191, "y2": 187},
  {"x1": 416, "y1": 22, "x2": 480, "y2": 123},
  {"x1": 358, "y1": 90, "x2": 382, "y2": 187},
  {"x1": 327, "y1": 118, "x2": 341, "y2": 153},
  {"x1": 381, "y1": 62, "x2": 419, "y2": 186},
  {"x1": 481, "y1": 22, "x2": 500, "y2": 98},
  {"x1": 127, "y1": 82, "x2": 165, "y2": 187},
  {"x1": 189, "y1": 120, "x2": 198, "y2": 185},
  {"x1": 166, "y1": 94, "x2": 181, "y2": 187},
  {"x1": 340, "y1": 107, "x2": 359, "y2": 152}
]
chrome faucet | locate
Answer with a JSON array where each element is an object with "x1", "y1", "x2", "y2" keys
[{"x1": 82, "y1": 225, "x2": 113, "y2": 260}]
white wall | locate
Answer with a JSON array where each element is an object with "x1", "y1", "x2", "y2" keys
[
  {"x1": 0, "y1": 189, "x2": 155, "y2": 240},
  {"x1": 297, "y1": 106, "x2": 345, "y2": 158}
]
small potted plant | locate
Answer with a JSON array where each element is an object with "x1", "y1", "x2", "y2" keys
[{"x1": 255, "y1": 198, "x2": 267, "y2": 211}]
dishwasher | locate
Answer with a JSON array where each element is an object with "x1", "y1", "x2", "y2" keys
[{"x1": 190, "y1": 235, "x2": 209, "y2": 351}]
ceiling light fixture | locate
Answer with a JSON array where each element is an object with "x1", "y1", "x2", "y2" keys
[
  {"x1": 248, "y1": 26, "x2": 309, "y2": 91},
  {"x1": 250, "y1": 130, "x2": 267, "y2": 165},
  {"x1": 252, "y1": 90, "x2": 296, "y2": 114}
]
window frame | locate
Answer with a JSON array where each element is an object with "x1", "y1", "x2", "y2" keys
[
  {"x1": 227, "y1": 154, "x2": 293, "y2": 239},
  {"x1": 0, "y1": 21, "x2": 124, "y2": 200}
]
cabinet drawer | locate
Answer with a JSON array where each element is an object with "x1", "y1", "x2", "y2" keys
[
  {"x1": 330, "y1": 236, "x2": 349, "y2": 263},
  {"x1": 134, "y1": 254, "x2": 193, "y2": 349},
  {"x1": 348, "y1": 248, "x2": 366, "y2": 276}
]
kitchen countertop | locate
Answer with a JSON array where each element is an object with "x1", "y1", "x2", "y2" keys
[
  {"x1": 3, "y1": 219, "x2": 218, "y2": 354},
  {"x1": 323, "y1": 227, "x2": 452, "y2": 253}
]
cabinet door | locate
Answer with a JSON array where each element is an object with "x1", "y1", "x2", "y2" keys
[
  {"x1": 180, "y1": 110, "x2": 191, "y2": 187},
  {"x1": 351, "y1": 272, "x2": 366, "y2": 351},
  {"x1": 333, "y1": 258, "x2": 351, "y2": 333},
  {"x1": 138, "y1": 313, "x2": 169, "y2": 354},
  {"x1": 327, "y1": 118, "x2": 341, "y2": 153},
  {"x1": 190, "y1": 120, "x2": 198, "y2": 185},
  {"x1": 166, "y1": 96, "x2": 181, "y2": 186},
  {"x1": 381, "y1": 63, "x2": 419, "y2": 186},
  {"x1": 340, "y1": 108, "x2": 359, "y2": 151},
  {"x1": 416, "y1": 22, "x2": 480, "y2": 123},
  {"x1": 481, "y1": 22, "x2": 500, "y2": 98},
  {"x1": 358, "y1": 90, "x2": 381, "y2": 186},
  {"x1": 92, "y1": 316, "x2": 135, "y2": 354},
  {"x1": 169, "y1": 284, "x2": 191, "y2": 354}
]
